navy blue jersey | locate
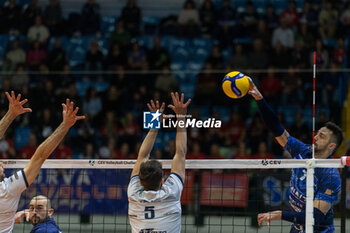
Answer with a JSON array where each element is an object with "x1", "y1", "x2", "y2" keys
[
  {"x1": 284, "y1": 136, "x2": 341, "y2": 233},
  {"x1": 30, "y1": 218, "x2": 62, "y2": 233}
]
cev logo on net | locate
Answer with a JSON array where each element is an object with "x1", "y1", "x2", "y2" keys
[{"x1": 143, "y1": 110, "x2": 222, "y2": 129}]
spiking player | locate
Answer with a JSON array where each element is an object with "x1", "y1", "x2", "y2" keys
[
  {"x1": 128, "y1": 92, "x2": 191, "y2": 233},
  {"x1": 247, "y1": 79, "x2": 343, "y2": 233},
  {"x1": 0, "y1": 93, "x2": 84, "y2": 233}
]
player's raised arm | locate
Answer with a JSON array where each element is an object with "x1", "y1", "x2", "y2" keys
[
  {"x1": 247, "y1": 78, "x2": 289, "y2": 147},
  {"x1": 0, "y1": 91, "x2": 32, "y2": 139},
  {"x1": 130, "y1": 100, "x2": 165, "y2": 178},
  {"x1": 168, "y1": 92, "x2": 191, "y2": 182},
  {"x1": 23, "y1": 99, "x2": 85, "y2": 186}
]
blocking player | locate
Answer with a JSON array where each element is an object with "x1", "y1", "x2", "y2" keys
[
  {"x1": 128, "y1": 92, "x2": 191, "y2": 233},
  {"x1": 0, "y1": 94, "x2": 84, "y2": 233},
  {"x1": 15, "y1": 195, "x2": 61, "y2": 233},
  {"x1": 248, "y1": 79, "x2": 343, "y2": 232}
]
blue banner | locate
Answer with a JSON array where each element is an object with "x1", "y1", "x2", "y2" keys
[{"x1": 6, "y1": 169, "x2": 132, "y2": 215}]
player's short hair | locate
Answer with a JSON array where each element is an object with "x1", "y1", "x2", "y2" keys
[
  {"x1": 325, "y1": 122, "x2": 343, "y2": 151},
  {"x1": 32, "y1": 195, "x2": 52, "y2": 209},
  {"x1": 139, "y1": 160, "x2": 163, "y2": 191}
]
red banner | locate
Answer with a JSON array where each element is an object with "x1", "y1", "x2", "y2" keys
[{"x1": 200, "y1": 172, "x2": 248, "y2": 207}]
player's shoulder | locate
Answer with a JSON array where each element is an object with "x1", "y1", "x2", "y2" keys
[
  {"x1": 166, "y1": 173, "x2": 184, "y2": 187},
  {"x1": 316, "y1": 167, "x2": 341, "y2": 183}
]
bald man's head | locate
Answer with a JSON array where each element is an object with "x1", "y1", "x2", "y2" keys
[{"x1": 29, "y1": 195, "x2": 54, "y2": 226}]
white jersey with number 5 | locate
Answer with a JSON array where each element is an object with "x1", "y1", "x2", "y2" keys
[
  {"x1": 128, "y1": 173, "x2": 183, "y2": 233},
  {"x1": 0, "y1": 170, "x2": 28, "y2": 233}
]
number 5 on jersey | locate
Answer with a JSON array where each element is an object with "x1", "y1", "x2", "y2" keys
[{"x1": 145, "y1": 206, "x2": 155, "y2": 219}]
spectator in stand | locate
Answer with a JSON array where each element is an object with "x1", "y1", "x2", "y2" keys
[
  {"x1": 47, "y1": 38, "x2": 67, "y2": 71},
  {"x1": 116, "y1": 142, "x2": 132, "y2": 159},
  {"x1": 54, "y1": 140, "x2": 72, "y2": 159},
  {"x1": 312, "y1": 39, "x2": 329, "y2": 69},
  {"x1": 83, "y1": 87, "x2": 102, "y2": 124},
  {"x1": 78, "y1": 143, "x2": 96, "y2": 159},
  {"x1": 299, "y1": 1, "x2": 318, "y2": 32},
  {"x1": 155, "y1": 66, "x2": 178, "y2": 95},
  {"x1": 291, "y1": 40, "x2": 309, "y2": 69},
  {"x1": 27, "y1": 15, "x2": 50, "y2": 44},
  {"x1": 195, "y1": 63, "x2": 218, "y2": 104},
  {"x1": 98, "y1": 137, "x2": 117, "y2": 159},
  {"x1": 3, "y1": 39, "x2": 26, "y2": 72},
  {"x1": 2, "y1": 0, "x2": 22, "y2": 34},
  {"x1": 237, "y1": 1, "x2": 258, "y2": 37},
  {"x1": 147, "y1": 37, "x2": 170, "y2": 70},
  {"x1": 11, "y1": 64, "x2": 29, "y2": 90},
  {"x1": 19, "y1": 133, "x2": 38, "y2": 159},
  {"x1": 105, "y1": 44, "x2": 127, "y2": 70},
  {"x1": 187, "y1": 142, "x2": 205, "y2": 159},
  {"x1": 253, "y1": 20, "x2": 271, "y2": 47},
  {"x1": 109, "y1": 19, "x2": 131, "y2": 47},
  {"x1": 234, "y1": 141, "x2": 250, "y2": 159},
  {"x1": 264, "y1": 3, "x2": 279, "y2": 33},
  {"x1": 199, "y1": 0, "x2": 217, "y2": 36},
  {"x1": 81, "y1": 0, "x2": 101, "y2": 35},
  {"x1": 340, "y1": 2, "x2": 350, "y2": 36},
  {"x1": 269, "y1": 41, "x2": 291, "y2": 68},
  {"x1": 120, "y1": 112, "x2": 139, "y2": 148},
  {"x1": 103, "y1": 85, "x2": 122, "y2": 114},
  {"x1": 225, "y1": 111, "x2": 245, "y2": 147},
  {"x1": 208, "y1": 144, "x2": 223, "y2": 159},
  {"x1": 272, "y1": 17, "x2": 294, "y2": 49},
  {"x1": 127, "y1": 42, "x2": 147, "y2": 70},
  {"x1": 260, "y1": 67, "x2": 282, "y2": 107},
  {"x1": 162, "y1": 139, "x2": 176, "y2": 159},
  {"x1": 318, "y1": 1, "x2": 338, "y2": 39},
  {"x1": 246, "y1": 113, "x2": 268, "y2": 154},
  {"x1": 332, "y1": 37, "x2": 347, "y2": 68},
  {"x1": 178, "y1": 0, "x2": 200, "y2": 38},
  {"x1": 120, "y1": 0, "x2": 141, "y2": 36},
  {"x1": 252, "y1": 141, "x2": 274, "y2": 159},
  {"x1": 43, "y1": 0, "x2": 63, "y2": 36},
  {"x1": 228, "y1": 43, "x2": 248, "y2": 69},
  {"x1": 99, "y1": 111, "x2": 118, "y2": 140},
  {"x1": 153, "y1": 148, "x2": 163, "y2": 160},
  {"x1": 316, "y1": 112, "x2": 327, "y2": 130},
  {"x1": 290, "y1": 112, "x2": 310, "y2": 143},
  {"x1": 216, "y1": 24, "x2": 234, "y2": 49},
  {"x1": 21, "y1": 0, "x2": 42, "y2": 34},
  {"x1": 281, "y1": 66, "x2": 303, "y2": 105},
  {"x1": 205, "y1": 45, "x2": 224, "y2": 69},
  {"x1": 248, "y1": 38, "x2": 268, "y2": 69},
  {"x1": 0, "y1": 133, "x2": 15, "y2": 159},
  {"x1": 85, "y1": 41, "x2": 104, "y2": 71},
  {"x1": 217, "y1": 0, "x2": 235, "y2": 23},
  {"x1": 65, "y1": 82, "x2": 82, "y2": 109},
  {"x1": 295, "y1": 23, "x2": 314, "y2": 50},
  {"x1": 35, "y1": 108, "x2": 55, "y2": 141},
  {"x1": 27, "y1": 40, "x2": 47, "y2": 70},
  {"x1": 280, "y1": 1, "x2": 299, "y2": 28},
  {"x1": 322, "y1": 62, "x2": 342, "y2": 108}
]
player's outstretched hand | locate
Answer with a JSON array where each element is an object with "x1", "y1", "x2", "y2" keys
[
  {"x1": 257, "y1": 210, "x2": 281, "y2": 226},
  {"x1": 247, "y1": 77, "x2": 263, "y2": 101},
  {"x1": 6, "y1": 91, "x2": 32, "y2": 117},
  {"x1": 147, "y1": 100, "x2": 165, "y2": 113},
  {"x1": 168, "y1": 92, "x2": 191, "y2": 116},
  {"x1": 61, "y1": 99, "x2": 85, "y2": 128},
  {"x1": 14, "y1": 209, "x2": 30, "y2": 224}
]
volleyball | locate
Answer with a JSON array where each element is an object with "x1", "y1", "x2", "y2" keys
[{"x1": 222, "y1": 71, "x2": 250, "y2": 99}]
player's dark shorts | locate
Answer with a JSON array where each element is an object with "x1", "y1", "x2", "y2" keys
[{"x1": 290, "y1": 224, "x2": 334, "y2": 233}]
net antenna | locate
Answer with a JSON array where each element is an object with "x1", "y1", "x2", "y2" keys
[{"x1": 305, "y1": 51, "x2": 317, "y2": 232}]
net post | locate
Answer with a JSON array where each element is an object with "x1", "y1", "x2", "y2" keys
[
  {"x1": 341, "y1": 167, "x2": 347, "y2": 233},
  {"x1": 305, "y1": 159, "x2": 315, "y2": 233}
]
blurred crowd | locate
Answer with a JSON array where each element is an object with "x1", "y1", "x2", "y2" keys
[{"x1": 0, "y1": 0, "x2": 347, "y2": 160}]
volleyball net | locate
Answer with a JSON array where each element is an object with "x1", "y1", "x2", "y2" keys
[{"x1": 3, "y1": 158, "x2": 349, "y2": 233}]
